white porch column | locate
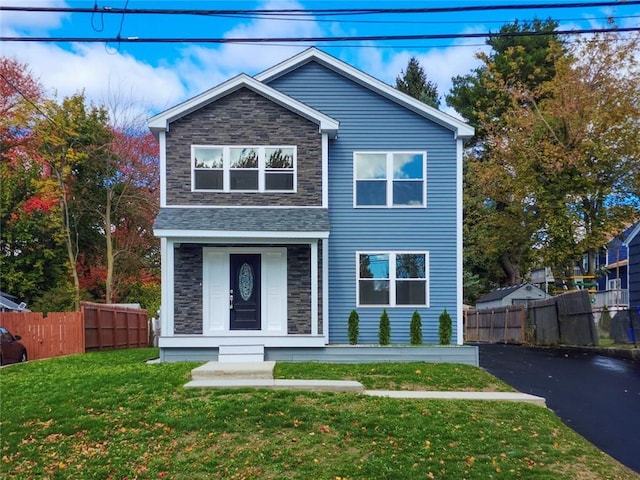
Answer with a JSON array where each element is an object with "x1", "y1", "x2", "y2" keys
[
  {"x1": 311, "y1": 240, "x2": 318, "y2": 336},
  {"x1": 322, "y1": 238, "x2": 329, "y2": 343},
  {"x1": 160, "y1": 238, "x2": 175, "y2": 337}
]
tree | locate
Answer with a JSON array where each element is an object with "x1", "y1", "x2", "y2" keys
[
  {"x1": 395, "y1": 57, "x2": 440, "y2": 108},
  {"x1": 445, "y1": 19, "x2": 567, "y2": 287},
  {"x1": 447, "y1": 18, "x2": 563, "y2": 144},
  {"x1": 102, "y1": 127, "x2": 159, "y2": 303},
  {"x1": 410, "y1": 310, "x2": 422, "y2": 345},
  {"x1": 379, "y1": 309, "x2": 390, "y2": 345},
  {"x1": 438, "y1": 309, "x2": 452, "y2": 345},
  {"x1": 481, "y1": 32, "x2": 640, "y2": 276},
  {"x1": 34, "y1": 94, "x2": 115, "y2": 310},
  {"x1": 0, "y1": 58, "x2": 70, "y2": 305}
]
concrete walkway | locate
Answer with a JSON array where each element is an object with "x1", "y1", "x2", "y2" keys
[{"x1": 184, "y1": 361, "x2": 546, "y2": 407}]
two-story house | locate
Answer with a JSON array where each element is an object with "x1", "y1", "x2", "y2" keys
[{"x1": 150, "y1": 48, "x2": 473, "y2": 362}]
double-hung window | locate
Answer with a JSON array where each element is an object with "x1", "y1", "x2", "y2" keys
[
  {"x1": 192, "y1": 145, "x2": 295, "y2": 192},
  {"x1": 354, "y1": 152, "x2": 426, "y2": 207},
  {"x1": 357, "y1": 252, "x2": 429, "y2": 307}
]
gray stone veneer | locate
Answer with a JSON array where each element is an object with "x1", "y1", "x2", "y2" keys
[
  {"x1": 174, "y1": 244, "x2": 203, "y2": 334},
  {"x1": 165, "y1": 88, "x2": 323, "y2": 206}
]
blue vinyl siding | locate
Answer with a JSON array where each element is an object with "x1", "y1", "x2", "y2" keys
[
  {"x1": 630, "y1": 233, "x2": 640, "y2": 309},
  {"x1": 269, "y1": 62, "x2": 459, "y2": 344}
]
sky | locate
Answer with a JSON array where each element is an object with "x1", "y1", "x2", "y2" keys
[{"x1": 2, "y1": 0, "x2": 639, "y2": 121}]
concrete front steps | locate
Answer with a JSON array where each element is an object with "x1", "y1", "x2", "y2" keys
[
  {"x1": 185, "y1": 361, "x2": 365, "y2": 392},
  {"x1": 184, "y1": 361, "x2": 547, "y2": 405}
]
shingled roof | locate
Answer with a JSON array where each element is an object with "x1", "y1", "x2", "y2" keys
[
  {"x1": 153, "y1": 208, "x2": 329, "y2": 235},
  {"x1": 476, "y1": 284, "x2": 531, "y2": 304}
]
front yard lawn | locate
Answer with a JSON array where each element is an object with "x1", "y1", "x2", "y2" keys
[{"x1": 1, "y1": 349, "x2": 636, "y2": 479}]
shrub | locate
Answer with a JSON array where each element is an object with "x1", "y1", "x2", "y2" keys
[
  {"x1": 379, "y1": 309, "x2": 390, "y2": 345},
  {"x1": 348, "y1": 310, "x2": 359, "y2": 345},
  {"x1": 439, "y1": 309, "x2": 452, "y2": 345},
  {"x1": 410, "y1": 310, "x2": 422, "y2": 345}
]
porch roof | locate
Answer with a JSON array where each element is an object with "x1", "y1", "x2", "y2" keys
[{"x1": 153, "y1": 207, "x2": 329, "y2": 238}]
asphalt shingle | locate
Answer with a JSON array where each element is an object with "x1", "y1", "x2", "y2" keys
[{"x1": 153, "y1": 207, "x2": 329, "y2": 233}]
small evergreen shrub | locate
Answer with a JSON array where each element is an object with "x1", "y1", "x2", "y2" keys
[
  {"x1": 410, "y1": 310, "x2": 422, "y2": 345},
  {"x1": 379, "y1": 309, "x2": 390, "y2": 345},
  {"x1": 439, "y1": 309, "x2": 452, "y2": 345},
  {"x1": 348, "y1": 309, "x2": 359, "y2": 345}
]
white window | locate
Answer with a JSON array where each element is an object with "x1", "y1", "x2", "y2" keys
[
  {"x1": 354, "y1": 152, "x2": 426, "y2": 207},
  {"x1": 192, "y1": 145, "x2": 296, "y2": 192},
  {"x1": 357, "y1": 252, "x2": 429, "y2": 307}
]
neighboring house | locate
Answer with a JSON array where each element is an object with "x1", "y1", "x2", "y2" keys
[
  {"x1": 589, "y1": 222, "x2": 637, "y2": 310},
  {"x1": 0, "y1": 291, "x2": 28, "y2": 312},
  {"x1": 475, "y1": 283, "x2": 550, "y2": 310},
  {"x1": 150, "y1": 48, "x2": 473, "y2": 362},
  {"x1": 595, "y1": 224, "x2": 634, "y2": 292},
  {"x1": 623, "y1": 221, "x2": 640, "y2": 313}
]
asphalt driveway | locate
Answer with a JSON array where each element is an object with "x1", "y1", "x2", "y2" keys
[{"x1": 477, "y1": 343, "x2": 640, "y2": 474}]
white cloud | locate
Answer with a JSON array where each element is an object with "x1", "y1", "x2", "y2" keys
[
  {"x1": 173, "y1": 0, "x2": 323, "y2": 97},
  {"x1": 0, "y1": 0, "x2": 324, "y2": 119},
  {"x1": 0, "y1": 0, "x2": 69, "y2": 32},
  {"x1": 355, "y1": 33, "x2": 489, "y2": 118}
]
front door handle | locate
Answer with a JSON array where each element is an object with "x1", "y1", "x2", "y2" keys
[{"x1": 229, "y1": 289, "x2": 234, "y2": 310}]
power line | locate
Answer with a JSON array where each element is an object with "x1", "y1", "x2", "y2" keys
[
  {"x1": 2, "y1": 1, "x2": 640, "y2": 16},
  {"x1": 2, "y1": 26, "x2": 638, "y2": 44}
]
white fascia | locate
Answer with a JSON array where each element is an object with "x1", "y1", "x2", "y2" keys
[
  {"x1": 158, "y1": 131, "x2": 167, "y2": 207},
  {"x1": 322, "y1": 133, "x2": 329, "y2": 208},
  {"x1": 255, "y1": 47, "x2": 474, "y2": 141},
  {"x1": 153, "y1": 230, "x2": 330, "y2": 240}
]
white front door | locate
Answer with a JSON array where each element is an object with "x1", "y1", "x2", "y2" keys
[{"x1": 202, "y1": 247, "x2": 287, "y2": 335}]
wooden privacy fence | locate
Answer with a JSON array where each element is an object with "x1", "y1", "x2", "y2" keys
[
  {"x1": 0, "y1": 311, "x2": 84, "y2": 361},
  {"x1": 465, "y1": 305, "x2": 527, "y2": 344},
  {"x1": 0, "y1": 303, "x2": 148, "y2": 361},
  {"x1": 465, "y1": 290, "x2": 598, "y2": 346},
  {"x1": 81, "y1": 302, "x2": 148, "y2": 351}
]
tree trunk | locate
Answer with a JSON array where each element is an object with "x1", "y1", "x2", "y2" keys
[
  {"x1": 56, "y1": 170, "x2": 81, "y2": 311},
  {"x1": 105, "y1": 188, "x2": 114, "y2": 304},
  {"x1": 500, "y1": 252, "x2": 521, "y2": 285}
]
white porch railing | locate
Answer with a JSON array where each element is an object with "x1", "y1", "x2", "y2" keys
[{"x1": 592, "y1": 289, "x2": 629, "y2": 309}]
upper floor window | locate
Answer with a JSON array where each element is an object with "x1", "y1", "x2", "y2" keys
[
  {"x1": 357, "y1": 251, "x2": 429, "y2": 307},
  {"x1": 354, "y1": 151, "x2": 426, "y2": 207},
  {"x1": 192, "y1": 145, "x2": 296, "y2": 192}
]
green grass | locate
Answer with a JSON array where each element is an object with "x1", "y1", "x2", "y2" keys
[
  {"x1": 275, "y1": 362, "x2": 515, "y2": 392},
  {"x1": 1, "y1": 349, "x2": 637, "y2": 480}
]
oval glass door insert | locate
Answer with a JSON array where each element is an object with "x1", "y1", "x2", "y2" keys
[{"x1": 238, "y1": 263, "x2": 254, "y2": 301}]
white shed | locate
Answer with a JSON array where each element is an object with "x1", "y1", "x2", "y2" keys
[{"x1": 475, "y1": 283, "x2": 550, "y2": 309}]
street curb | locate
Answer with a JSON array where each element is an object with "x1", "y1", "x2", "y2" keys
[{"x1": 527, "y1": 344, "x2": 640, "y2": 363}]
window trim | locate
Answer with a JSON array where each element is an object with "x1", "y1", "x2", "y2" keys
[
  {"x1": 353, "y1": 151, "x2": 427, "y2": 208},
  {"x1": 192, "y1": 145, "x2": 297, "y2": 193},
  {"x1": 356, "y1": 251, "x2": 430, "y2": 308}
]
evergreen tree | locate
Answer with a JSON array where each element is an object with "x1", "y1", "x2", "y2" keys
[{"x1": 395, "y1": 57, "x2": 440, "y2": 108}]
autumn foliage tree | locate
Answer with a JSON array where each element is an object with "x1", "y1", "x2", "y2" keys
[
  {"x1": 0, "y1": 59, "x2": 69, "y2": 306},
  {"x1": 446, "y1": 19, "x2": 566, "y2": 288},
  {"x1": 1, "y1": 56, "x2": 160, "y2": 311},
  {"x1": 480, "y1": 32, "x2": 640, "y2": 276}
]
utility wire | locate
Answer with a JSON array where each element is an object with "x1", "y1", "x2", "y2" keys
[
  {"x1": 2, "y1": 26, "x2": 638, "y2": 43},
  {"x1": 2, "y1": 1, "x2": 640, "y2": 16}
]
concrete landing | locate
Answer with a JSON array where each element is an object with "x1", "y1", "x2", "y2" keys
[{"x1": 190, "y1": 361, "x2": 275, "y2": 380}]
